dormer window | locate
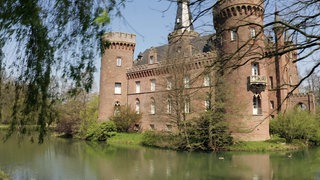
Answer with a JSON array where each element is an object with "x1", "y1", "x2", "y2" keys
[
  {"x1": 177, "y1": 18, "x2": 181, "y2": 24},
  {"x1": 149, "y1": 55, "x2": 154, "y2": 64}
]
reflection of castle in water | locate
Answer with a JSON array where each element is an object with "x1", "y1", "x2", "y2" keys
[{"x1": 98, "y1": 0, "x2": 315, "y2": 141}]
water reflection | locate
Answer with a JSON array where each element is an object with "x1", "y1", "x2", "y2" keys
[{"x1": 0, "y1": 136, "x2": 320, "y2": 179}]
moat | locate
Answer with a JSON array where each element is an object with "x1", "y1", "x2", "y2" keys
[{"x1": 0, "y1": 136, "x2": 319, "y2": 179}]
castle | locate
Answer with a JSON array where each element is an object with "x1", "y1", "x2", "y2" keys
[{"x1": 98, "y1": 0, "x2": 315, "y2": 141}]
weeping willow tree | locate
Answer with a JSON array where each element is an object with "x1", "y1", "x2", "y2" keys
[{"x1": 0, "y1": 0, "x2": 125, "y2": 143}]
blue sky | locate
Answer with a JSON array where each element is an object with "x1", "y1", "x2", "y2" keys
[
  {"x1": 93, "y1": 0, "x2": 214, "y2": 91},
  {"x1": 107, "y1": 0, "x2": 214, "y2": 57}
]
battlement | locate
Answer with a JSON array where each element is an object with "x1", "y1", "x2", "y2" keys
[
  {"x1": 103, "y1": 32, "x2": 136, "y2": 44},
  {"x1": 213, "y1": 0, "x2": 264, "y2": 27}
]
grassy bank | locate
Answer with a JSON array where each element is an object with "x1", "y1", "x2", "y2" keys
[
  {"x1": 108, "y1": 133, "x2": 143, "y2": 145},
  {"x1": 107, "y1": 133, "x2": 307, "y2": 152},
  {"x1": 229, "y1": 141, "x2": 305, "y2": 151}
]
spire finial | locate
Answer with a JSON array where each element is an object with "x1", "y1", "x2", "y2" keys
[{"x1": 174, "y1": 0, "x2": 194, "y2": 32}]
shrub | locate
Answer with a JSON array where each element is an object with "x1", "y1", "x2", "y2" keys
[
  {"x1": 85, "y1": 121, "x2": 117, "y2": 141},
  {"x1": 110, "y1": 106, "x2": 141, "y2": 132},
  {"x1": 141, "y1": 131, "x2": 181, "y2": 149},
  {"x1": 180, "y1": 110, "x2": 233, "y2": 151},
  {"x1": 270, "y1": 109, "x2": 319, "y2": 144}
]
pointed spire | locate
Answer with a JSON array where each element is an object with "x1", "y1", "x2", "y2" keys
[
  {"x1": 174, "y1": 0, "x2": 194, "y2": 32},
  {"x1": 274, "y1": 1, "x2": 284, "y2": 30}
]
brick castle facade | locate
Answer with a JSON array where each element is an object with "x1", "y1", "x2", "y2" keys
[{"x1": 98, "y1": 0, "x2": 315, "y2": 141}]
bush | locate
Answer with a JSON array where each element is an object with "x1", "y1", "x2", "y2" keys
[
  {"x1": 110, "y1": 106, "x2": 141, "y2": 132},
  {"x1": 141, "y1": 131, "x2": 181, "y2": 149},
  {"x1": 270, "y1": 109, "x2": 320, "y2": 144},
  {"x1": 85, "y1": 121, "x2": 117, "y2": 141},
  {"x1": 180, "y1": 111, "x2": 233, "y2": 151}
]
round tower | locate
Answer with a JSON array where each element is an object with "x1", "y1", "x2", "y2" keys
[
  {"x1": 213, "y1": 0, "x2": 270, "y2": 141},
  {"x1": 98, "y1": 32, "x2": 136, "y2": 121}
]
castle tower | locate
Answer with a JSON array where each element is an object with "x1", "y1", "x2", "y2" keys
[
  {"x1": 213, "y1": 0, "x2": 270, "y2": 141},
  {"x1": 168, "y1": 0, "x2": 199, "y2": 58},
  {"x1": 98, "y1": 32, "x2": 136, "y2": 121}
]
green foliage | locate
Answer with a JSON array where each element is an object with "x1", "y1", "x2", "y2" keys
[
  {"x1": 141, "y1": 131, "x2": 181, "y2": 149},
  {"x1": 108, "y1": 132, "x2": 143, "y2": 145},
  {"x1": 78, "y1": 94, "x2": 99, "y2": 137},
  {"x1": 94, "y1": 10, "x2": 110, "y2": 25},
  {"x1": 110, "y1": 106, "x2": 142, "y2": 132},
  {"x1": 0, "y1": 170, "x2": 9, "y2": 180},
  {"x1": 85, "y1": 121, "x2": 117, "y2": 141},
  {"x1": 0, "y1": 0, "x2": 126, "y2": 142},
  {"x1": 270, "y1": 109, "x2": 320, "y2": 144},
  {"x1": 180, "y1": 110, "x2": 233, "y2": 151}
]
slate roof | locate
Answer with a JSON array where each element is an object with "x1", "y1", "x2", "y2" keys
[{"x1": 133, "y1": 34, "x2": 216, "y2": 66}]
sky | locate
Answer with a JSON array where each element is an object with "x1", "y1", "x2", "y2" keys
[{"x1": 93, "y1": 0, "x2": 214, "y2": 91}]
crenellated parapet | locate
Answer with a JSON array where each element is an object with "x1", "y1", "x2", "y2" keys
[
  {"x1": 102, "y1": 32, "x2": 136, "y2": 50},
  {"x1": 126, "y1": 52, "x2": 216, "y2": 80},
  {"x1": 213, "y1": 0, "x2": 264, "y2": 28}
]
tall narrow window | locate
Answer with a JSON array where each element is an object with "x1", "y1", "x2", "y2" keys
[
  {"x1": 150, "y1": 97, "x2": 156, "y2": 114},
  {"x1": 114, "y1": 101, "x2": 121, "y2": 116},
  {"x1": 167, "y1": 96, "x2": 172, "y2": 114},
  {"x1": 135, "y1": 81, "x2": 141, "y2": 93},
  {"x1": 135, "y1": 98, "x2": 140, "y2": 114},
  {"x1": 184, "y1": 76, "x2": 190, "y2": 88},
  {"x1": 184, "y1": 97, "x2": 190, "y2": 113},
  {"x1": 270, "y1": 100, "x2": 274, "y2": 109},
  {"x1": 269, "y1": 76, "x2": 274, "y2": 89},
  {"x1": 114, "y1": 83, "x2": 121, "y2": 94},
  {"x1": 166, "y1": 77, "x2": 172, "y2": 90},
  {"x1": 252, "y1": 63, "x2": 259, "y2": 76},
  {"x1": 250, "y1": 28, "x2": 256, "y2": 38},
  {"x1": 205, "y1": 93, "x2": 211, "y2": 111},
  {"x1": 231, "y1": 29, "x2": 237, "y2": 41},
  {"x1": 150, "y1": 79, "x2": 156, "y2": 92},
  {"x1": 253, "y1": 95, "x2": 262, "y2": 115},
  {"x1": 149, "y1": 55, "x2": 154, "y2": 64},
  {"x1": 204, "y1": 74, "x2": 210, "y2": 87},
  {"x1": 116, "y1": 57, "x2": 122, "y2": 67}
]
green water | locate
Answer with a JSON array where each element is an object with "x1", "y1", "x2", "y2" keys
[{"x1": 0, "y1": 136, "x2": 320, "y2": 180}]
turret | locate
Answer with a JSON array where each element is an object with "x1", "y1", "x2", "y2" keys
[
  {"x1": 98, "y1": 32, "x2": 136, "y2": 121},
  {"x1": 213, "y1": 0, "x2": 270, "y2": 141},
  {"x1": 168, "y1": 0, "x2": 199, "y2": 43},
  {"x1": 168, "y1": 0, "x2": 199, "y2": 58}
]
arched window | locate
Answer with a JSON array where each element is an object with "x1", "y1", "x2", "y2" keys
[
  {"x1": 252, "y1": 63, "x2": 259, "y2": 76},
  {"x1": 296, "y1": 102, "x2": 307, "y2": 110},
  {"x1": 150, "y1": 97, "x2": 156, "y2": 115},
  {"x1": 135, "y1": 98, "x2": 140, "y2": 114},
  {"x1": 114, "y1": 101, "x2": 121, "y2": 116},
  {"x1": 253, "y1": 95, "x2": 261, "y2": 115}
]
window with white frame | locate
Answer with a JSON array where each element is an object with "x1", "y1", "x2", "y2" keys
[
  {"x1": 252, "y1": 63, "x2": 259, "y2": 76},
  {"x1": 150, "y1": 79, "x2": 156, "y2": 91},
  {"x1": 114, "y1": 83, "x2": 121, "y2": 94},
  {"x1": 231, "y1": 29, "x2": 237, "y2": 41},
  {"x1": 204, "y1": 74, "x2": 210, "y2": 86},
  {"x1": 250, "y1": 28, "x2": 256, "y2": 38},
  {"x1": 150, "y1": 97, "x2": 156, "y2": 114},
  {"x1": 149, "y1": 55, "x2": 154, "y2": 64},
  {"x1": 135, "y1": 81, "x2": 140, "y2": 93},
  {"x1": 184, "y1": 76, "x2": 190, "y2": 88},
  {"x1": 116, "y1": 57, "x2": 122, "y2": 66},
  {"x1": 253, "y1": 95, "x2": 262, "y2": 115}
]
